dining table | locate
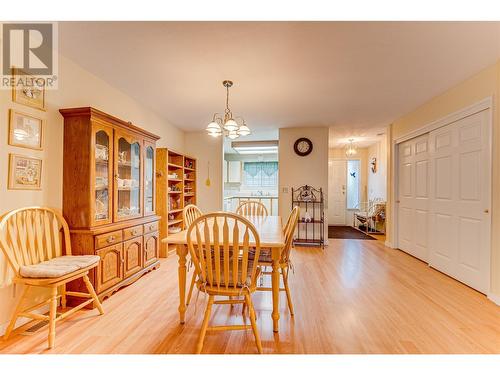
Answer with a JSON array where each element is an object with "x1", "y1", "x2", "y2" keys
[{"x1": 162, "y1": 215, "x2": 285, "y2": 332}]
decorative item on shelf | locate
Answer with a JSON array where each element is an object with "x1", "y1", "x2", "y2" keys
[
  {"x1": 185, "y1": 159, "x2": 194, "y2": 169},
  {"x1": 11, "y1": 68, "x2": 46, "y2": 111},
  {"x1": 345, "y1": 139, "x2": 358, "y2": 157},
  {"x1": 95, "y1": 144, "x2": 108, "y2": 161},
  {"x1": 168, "y1": 213, "x2": 175, "y2": 221},
  {"x1": 8, "y1": 154, "x2": 42, "y2": 190},
  {"x1": 302, "y1": 212, "x2": 312, "y2": 223},
  {"x1": 95, "y1": 190, "x2": 108, "y2": 220},
  {"x1": 8, "y1": 109, "x2": 43, "y2": 150},
  {"x1": 168, "y1": 226, "x2": 182, "y2": 234},
  {"x1": 118, "y1": 151, "x2": 128, "y2": 164},
  {"x1": 95, "y1": 176, "x2": 108, "y2": 190},
  {"x1": 370, "y1": 157, "x2": 377, "y2": 173},
  {"x1": 205, "y1": 80, "x2": 251, "y2": 139},
  {"x1": 168, "y1": 172, "x2": 178, "y2": 179}
]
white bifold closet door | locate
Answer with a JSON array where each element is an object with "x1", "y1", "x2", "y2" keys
[
  {"x1": 428, "y1": 110, "x2": 491, "y2": 293},
  {"x1": 397, "y1": 109, "x2": 491, "y2": 293},
  {"x1": 398, "y1": 134, "x2": 430, "y2": 262}
]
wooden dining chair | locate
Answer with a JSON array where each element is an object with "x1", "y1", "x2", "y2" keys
[
  {"x1": 0, "y1": 207, "x2": 104, "y2": 349},
  {"x1": 255, "y1": 206, "x2": 299, "y2": 315},
  {"x1": 187, "y1": 212, "x2": 263, "y2": 354},
  {"x1": 236, "y1": 200, "x2": 268, "y2": 217},
  {"x1": 183, "y1": 204, "x2": 203, "y2": 306}
]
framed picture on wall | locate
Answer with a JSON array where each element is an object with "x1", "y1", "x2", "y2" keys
[
  {"x1": 11, "y1": 68, "x2": 46, "y2": 111},
  {"x1": 8, "y1": 154, "x2": 43, "y2": 190},
  {"x1": 8, "y1": 109, "x2": 44, "y2": 150}
]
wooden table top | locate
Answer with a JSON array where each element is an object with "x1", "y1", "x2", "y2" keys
[{"x1": 161, "y1": 215, "x2": 285, "y2": 248}]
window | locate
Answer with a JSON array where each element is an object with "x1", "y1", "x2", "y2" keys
[
  {"x1": 243, "y1": 162, "x2": 278, "y2": 187},
  {"x1": 346, "y1": 159, "x2": 360, "y2": 209}
]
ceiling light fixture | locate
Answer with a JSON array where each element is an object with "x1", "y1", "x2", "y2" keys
[
  {"x1": 345, "y1": 139, "x2": 358, "y2": 157},
  {"x1": 232, "y1": 140, "x2": 279, "y2": 154},
  {"x1": 206, "y1": 80, "x2": 250, "y2": 139}
]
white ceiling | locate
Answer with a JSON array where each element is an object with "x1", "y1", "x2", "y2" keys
[{"x1": 59, "y1": 22, "x2": 500, "y2": 141}]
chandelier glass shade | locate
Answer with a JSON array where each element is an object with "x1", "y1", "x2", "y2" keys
[
  {"x1": 345, "y1": 139, "x2": 358, "y2": 157},
  {"x1": 206, "y1": 80, "x2": 250, "y2": 139}
]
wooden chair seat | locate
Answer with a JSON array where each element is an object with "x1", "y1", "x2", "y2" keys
[
  {"x1": 196, "y1": 261, "x2": 261, "y2": 293},
  {"x1": 19, "y1": 255, "x2": 100, "y2": 278},
  {"x1": 248, "y1": 248, "x2": 272, "y2": 264}
]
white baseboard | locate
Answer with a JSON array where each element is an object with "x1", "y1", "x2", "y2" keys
[
  {"x1": 487, "y1": 293, "x2": 500, "y2": 306},
  {"x1": 0, "y1": 306, "x2": 49, "y2": 337},
  {"x1": 384, "y1": 241, "x2": 395, "y2": 249}
]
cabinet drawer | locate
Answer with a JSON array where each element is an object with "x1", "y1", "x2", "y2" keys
[
  {"x1": 95, "y1": 230, "x2": 123, "y2": 249},
  {"x1": 123, "y1": 225, "x2": 143, "y2": 240},
  {"x1": 144, "y1": 221, "x2": 159, "y2": 234}
]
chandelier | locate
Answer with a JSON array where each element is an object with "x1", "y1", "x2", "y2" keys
[
  {"x1": 345, "y1": 139, "x2": 358, "y2": 157},
  {"x1": 206, "y1": 80, "x2": 250, "y2": 139}
]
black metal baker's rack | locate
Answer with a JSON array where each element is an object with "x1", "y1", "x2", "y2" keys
[{"x1": 291, "y1": 185, "x2": 325, "y2": 248}]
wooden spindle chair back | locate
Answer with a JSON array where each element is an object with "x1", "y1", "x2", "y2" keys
[
  {"x1": 183, "y1": 204, "x2": 203, "y2": 227},
  {"x1": 236, "y1": 200, "x2": 268, "y2": 217},
  {"x1": 280, "y1": 206, "x2": 300, "y2": 264},
  {"x1": 187, "y1": 212, "x2": 261, "y2": 292},
  {"x1": 186, "y1": 212, "x2": 263, "y2": 354},
  {"x1": 0, "y1": 207, "x2": 70, "y2": 275},
  {"x1": 183, "y1": 204, "x2": 203, "y2": 307}
]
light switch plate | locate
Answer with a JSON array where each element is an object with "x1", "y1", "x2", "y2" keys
[{"x1": 282, "y1": 187, "x2": 289, "y2": 193}]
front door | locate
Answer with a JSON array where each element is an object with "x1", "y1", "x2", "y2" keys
[{"x1": 329, "y1": 159, "x2": 347, "y2": 225}]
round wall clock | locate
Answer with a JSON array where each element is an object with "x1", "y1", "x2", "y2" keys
[{"x1": 294, "y1": 137, "x2": 313, "y2": 156}]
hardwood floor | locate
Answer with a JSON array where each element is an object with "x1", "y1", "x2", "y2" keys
[{"x1": 1, "y1": 239, "x2": 499, "y2": 354}]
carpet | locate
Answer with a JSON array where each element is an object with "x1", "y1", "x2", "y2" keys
[{"x1": 328, "y1": 226, "x2": 376, "y2": 240}]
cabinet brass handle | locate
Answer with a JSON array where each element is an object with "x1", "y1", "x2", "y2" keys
[
  {"x1": 132, "y1": 230, "x2": 138, "y2": 235},
  {"x1": 107, "y1": 236, "x2": 115, "y2": 243}
]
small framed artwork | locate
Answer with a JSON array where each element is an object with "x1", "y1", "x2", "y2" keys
[
  {"x1": 8, "y1": 109, "x2": 44, "y2": 150},
  {"x1": 8, "y1": 154, "x2": 43, "y2": 190},
  {"x1": 11, "y1": 68, "x2": 46, "y2": 111}
]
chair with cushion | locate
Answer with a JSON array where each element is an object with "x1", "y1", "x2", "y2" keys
[
  {"x1": 187, "y1": 212, "x2": 263, "y2": 354},
  {"x1": 183, "y1": 204, "x2": 203, "y2": 306},
  {"x1": 0, "y1": 207, "x2": 104, "y2": 349},
  {"x1": 254, "y1": 205, "x2": 299, "y2": 315},
  {"x1": 236, "y1": 200, "x2": 268, "y2": 217}
]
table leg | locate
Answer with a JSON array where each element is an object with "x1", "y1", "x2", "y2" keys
[
  {"x1": 271, "y1": 247, "x2": 280, "y2": 332},
  {"x1": 176, "y1": 244, "x2": 188, "y2": 324}
]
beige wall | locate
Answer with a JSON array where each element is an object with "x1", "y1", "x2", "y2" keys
[
  {"x1": 184, "y1": 131, "x2": 223, "y2": 213},
  {"x1": 388, "y1": 60, "x2": 500, "y2": 298},
  {"x1": 0, "y1": 54, "x2": 185, "y2": 332},
  {"x1": 279, "y1": 127, "x2": 329, "y2": 241},
  {"x1": 367, "y1": 136, "x2": 387, "y2": 201}
]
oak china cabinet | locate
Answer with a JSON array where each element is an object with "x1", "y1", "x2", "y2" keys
[{"x1": 60, "y1": 107, "x2": 160, "y2": 306}]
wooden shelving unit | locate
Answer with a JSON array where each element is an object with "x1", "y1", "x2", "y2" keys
[{"x1": 156, "y1": 148, "x2": 197, "y2": 257}]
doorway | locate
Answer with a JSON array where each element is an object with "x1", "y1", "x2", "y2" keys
[{"x1": 328, "y1": 159, "x2": 361, "y2": 225}]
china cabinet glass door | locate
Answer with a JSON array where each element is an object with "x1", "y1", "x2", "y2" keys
[
  {"x1": 144, "y1": 144, "x2": 155, "y2": 214},
  {"x1": 93, "y1": 128, "x2": 112, "y2": 225},
  {"x1": 115, "y1": 134, "x2": 142, "y2": 220}
]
